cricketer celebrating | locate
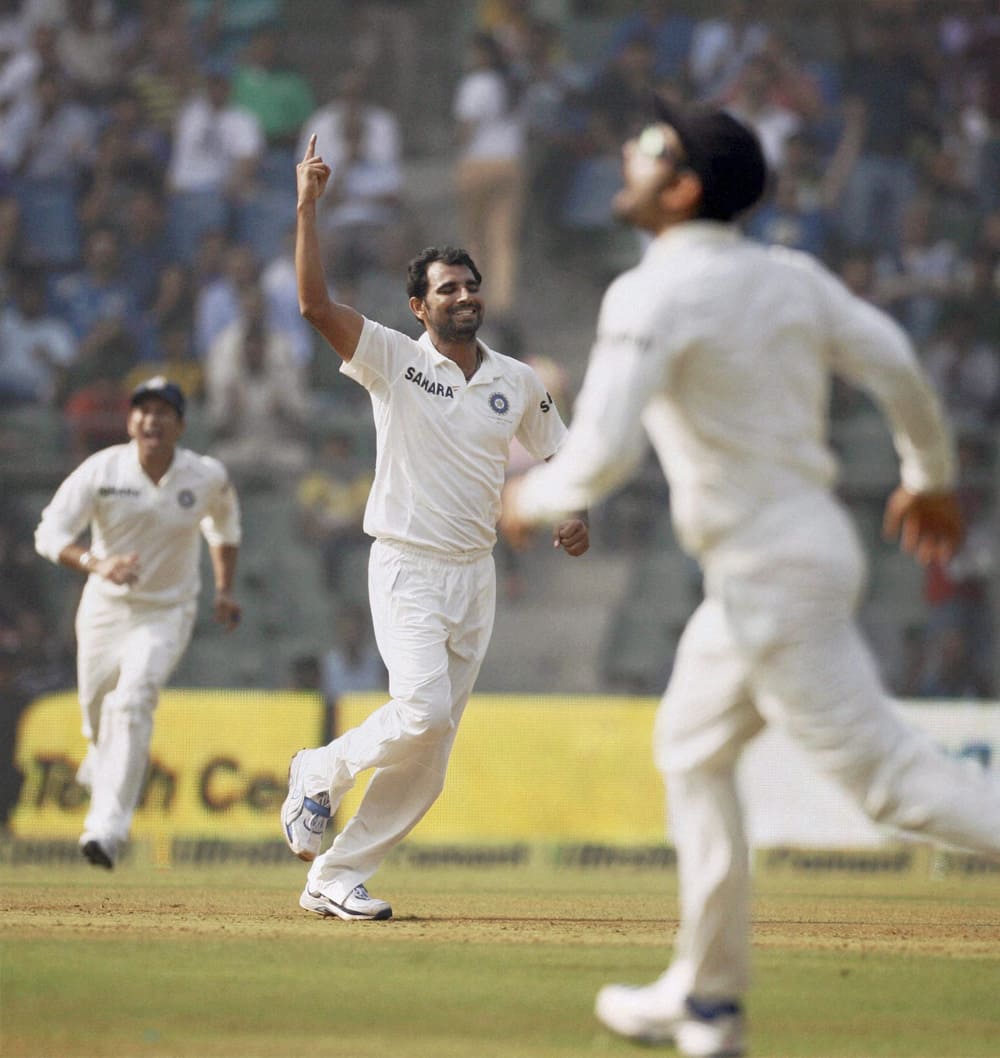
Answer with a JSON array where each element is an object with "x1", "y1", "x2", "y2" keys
[
  {"x1": 500, "y1": 100, "x2": 1000, "y2": 1057},
  {"x1": 280, "y1": 135, "x2": 588, "y2": 921},
  {"x1": 35, "y1": 377, "x2": 242, "y2": 870}
]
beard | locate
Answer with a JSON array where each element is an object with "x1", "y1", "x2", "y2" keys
[{"x1": 435, "y1": 305, "x2": 483, "y2": 342}]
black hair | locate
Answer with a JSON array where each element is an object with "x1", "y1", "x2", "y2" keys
[{"x1": 405, "y1": 246, "x2": 481, "y2": 301}]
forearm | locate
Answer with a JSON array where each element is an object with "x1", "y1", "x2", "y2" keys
[{"x1": 209, "y1": 544, "x2": 238, "y2": 594}]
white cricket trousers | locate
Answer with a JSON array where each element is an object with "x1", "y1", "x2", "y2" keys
[
  {"x1": 307, "y1": 538, "x2": 496, "y2": 900},
  {"x1": 75, "y1": 581, "x2": 196, "y2": 846},
  {"x1": 654, "y1": 491, "x2": 1000, "y2": 1004}
]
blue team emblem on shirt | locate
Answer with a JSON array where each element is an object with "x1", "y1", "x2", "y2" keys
[
  {"x1": 488, "y1": 391, "x2": 510, "y2": 415},
  {"x1": 177, "y1": 489, "x2": 195, "y2": 508}
]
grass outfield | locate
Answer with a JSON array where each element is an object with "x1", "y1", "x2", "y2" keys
[{"x1": 2, "y1": 853, "x2": 999, "y2": 1058}]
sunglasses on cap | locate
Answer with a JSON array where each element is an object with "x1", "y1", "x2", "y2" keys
[{"x1": 635, "y1": 124, "x2": 688, "y2": 167}]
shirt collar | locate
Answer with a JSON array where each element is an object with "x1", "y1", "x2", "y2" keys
[
  {"x1": 644, "y1": 220, "x2": 741, "y2": 262},
  {"x1": 417, "y1": 330, "x2": 501, "y2": 382}
]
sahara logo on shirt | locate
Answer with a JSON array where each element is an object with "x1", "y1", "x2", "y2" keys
[
  {"x1": 488, "y1": 392, "x2": 510, "y2": 416},
  {"x1": 405, "y1": 366, "x2": 455, "y2": 399},
  {"x1": 98, "y1": 486, "x2": 141, "y2": 497}
]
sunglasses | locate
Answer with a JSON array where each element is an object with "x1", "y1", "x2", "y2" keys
[{"x1": 635, "y1": 124, "x2": 687, "y2": 167}]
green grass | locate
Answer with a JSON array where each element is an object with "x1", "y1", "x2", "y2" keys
[{"x1": 2, "y1": 857, "x2": 999, "y2": 1058}]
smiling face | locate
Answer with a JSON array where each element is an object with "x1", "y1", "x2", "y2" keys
[
  {"x1": 409, "y1": 261, "x2": 484, "y2": 344},
  {"x1": 127, "y1": 395, "x2": 183, "y2": 465}
]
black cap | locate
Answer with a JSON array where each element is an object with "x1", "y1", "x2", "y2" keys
[
  {"x1": 654, "y1": 97, "x2": 768, "y2": 221},
  {"x1": 130, "y1": 375, "x2": 185, "y2": 417}
]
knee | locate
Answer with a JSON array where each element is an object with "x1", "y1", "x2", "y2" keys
[
  {"x1": 105, "y1": 681, "x2": 158, "y2": 724},
  {"x1": 397, "y1": 690, "x2": 454, "y2": 743}
]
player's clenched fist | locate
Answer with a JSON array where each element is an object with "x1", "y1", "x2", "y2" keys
[
  {"x1": 95, "y1": 551, "x2": 141, "y2": 586},
  {"x1": 297, "y1": 133, "x2": 331, "y2": 206}
]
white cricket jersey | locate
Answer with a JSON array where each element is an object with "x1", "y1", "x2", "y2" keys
[
  {"x1": 514, "y1": 221, "x2": 955, "y2": 557},
  {"x1": 35, "y1": 441, "x2": 241, "y2": 606},
  {"x1": 342, "y1": 319, "x2": 567, "y2": 555}
]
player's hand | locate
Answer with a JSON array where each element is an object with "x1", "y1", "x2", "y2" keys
[
  {"x1": 882, "y1": 486, "x2": 964, "y2": 566},
  {"x1": 96, "y1": 552, "x2": 141, "y2": 586},
  {"x1": 553, "y1": 517, "x2": 589, "y2": 557},
  {"x1": 498, "y1": 478, "x2": 535, "y2": 550},
  {"x1": 213, "y1": 590, "x2": 242, "y2": 632},
  {"x1": 297, "y1": 134, "x2": 331, "y2": 206}
]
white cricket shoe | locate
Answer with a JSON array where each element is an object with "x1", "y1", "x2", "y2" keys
[
  {"x1": 281, "y1": 749, "x2": 331, "y2": 861},
  {"x1": 299, "y1": 884, "x2": 392, "y2": 921},
  {"x1": 595, "y1": 983, "x2": 745, "y2": 1057}
]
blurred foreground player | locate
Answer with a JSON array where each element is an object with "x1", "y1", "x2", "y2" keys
[
  {"x1": 281, "y1": 135, "x2": 588, "y2": 921},
  {"x1": 501, "y1": 101, "x2": 1000, "y2": 1057},
  {"x1": 35, "y1": 377, "x2": 242, "y2": 869}
]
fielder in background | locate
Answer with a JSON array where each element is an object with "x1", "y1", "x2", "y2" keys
[
  {"x1": 282, "y1": 134, "x2": 588, "y2": 921},
  {"x1": 500, "y1": 100, "x2": 1000, "y2": 1058},
  {"x1": 34, "y1": 377, "x2": 242, "y2": 870}
]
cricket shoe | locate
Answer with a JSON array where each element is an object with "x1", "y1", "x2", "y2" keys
[
  {"x1": 595, "y1": 984, "x2": 745, "y2": 1057},
  {"x1": 80, "y1": 835, "x2": 118, "y2": 870},
  {"x1": 281, "y1": 749, "x2": 332, "y2": 861},
  {"x1": 299, "y1": 884, "x2": 392, "y2": 921}
]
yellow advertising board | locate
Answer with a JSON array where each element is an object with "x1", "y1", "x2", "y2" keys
[
  {"x1": 335, "y1": 693, "x2": 664, "y2": 842},
  {"x1": 12, "y1": 690, "x2": 664, "y2": 846},
  {"x1": 12, "y1": 689, "x2": 326, "y2": 840}
]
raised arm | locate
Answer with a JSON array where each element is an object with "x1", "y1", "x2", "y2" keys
[{"x1": 295, "y1": 133, "x2": 364, "y2": 361}]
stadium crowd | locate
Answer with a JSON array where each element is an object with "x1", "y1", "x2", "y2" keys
[{"x1": 0, "y1": 0, "x2": 997, "y2": 779}]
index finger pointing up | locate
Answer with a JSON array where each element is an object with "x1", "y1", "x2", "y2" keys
[{"x1": 303, "y1": 133, "x2": 316, "y2": 161}]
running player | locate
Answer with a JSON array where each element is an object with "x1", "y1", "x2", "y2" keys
[
  {"x1": 500, "y1": 100, "x2": 1000, "y2": 1057},
  {"x1": 35, "y1": 377, "x2": 242, "y2": 869}
]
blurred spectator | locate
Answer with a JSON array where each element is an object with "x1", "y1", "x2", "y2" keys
[
  {"x1": 0, "y1": 67, "x2": 98, "y2": 182},
  {"x1": 118, "y1": 184, "x2": 190, "y2": 353},
  {"x1": 687, "y1": 0, "x2": 768, "y2": 102},
  {"x1": 319, "y1": 601, "x2": 386, "y2": 707},
  {"x1": 204, "y1": 283, "x2": 309, "y2": 480},
  {"x1": 295, "y1": 427, "x2": 372, "y2": 594},
  {"x1": 516, "y1": 17, "x2": 589, "y2": 243},
  {"x1": 873, "y1": 193, "x2": 965, "y2": 344},
  {"x1": 297, "y1": 66, "x2": 403, "y2": 303},
  {"x1": 600, "y1": 0, "x2": 695, "y2": 86},
  {"x1": 56, "y1": 0, "x2": 122, "y2": 104},
  {"x1": 922, "y1": 305, "x2": 1000, "y2": 428},
  {"x1": 195, "y1": 239, "x2": 298, "y2": 359},
  {"x1": 0, "y1": 266, "x2": 77, "y2": 406},
  {"x1": 0, "y1": 17, "x2": 57, "y2": 107},
  {"x1": 746, "y1": 126, "x2": 862, "y2": 258},
  {"x1": 723, "y1": 53, "x2": 802, "y2": 170},
  {"x1": 49, "y1": 224, "x2": 141, "y2": 346},
  {"x1": 453, "y1": 30, "x2": 527, "y2": 334},
  {"x1": 261, "y1": 222, "x2": 315, "y2": 368},
  {"x1": 51, "y1": 226, "x2": 139, "y2": 456},
  {"x1": 166, "y1": 59, "x2": 265, "y2": 257},
  {"x1": 557, "y1": 32, "x2": 655, "y2": 238},
  {"x1": 186, "y1": 0, "x2": 283, "y2": 63},
  {"x1": 230, "y1": 21, "x2": 313, "y2": 151},
  {"x1": 128, "y1": 16, "x2": 197, "y2": 138},
  {"x1": 122, "y1": 314, "x2": 204, "y2": 403},
  {"x1": 835, "y1": 9, "x2": 931, "y2": 253}
]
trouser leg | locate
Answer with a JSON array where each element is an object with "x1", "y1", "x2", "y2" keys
[
  {"x1": 656, "y1": 598, "x2": 763, "y2": 1003},
  {"x1": 308, "y1": 544, "x2": 495, "y2": 898},
  {"x1": 81, "y1": 597, "x2": 195, "y2": 845}
]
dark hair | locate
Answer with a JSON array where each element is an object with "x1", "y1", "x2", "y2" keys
[{"x1": 405, "y1": 246, "x2": 481, "y2": 300}]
